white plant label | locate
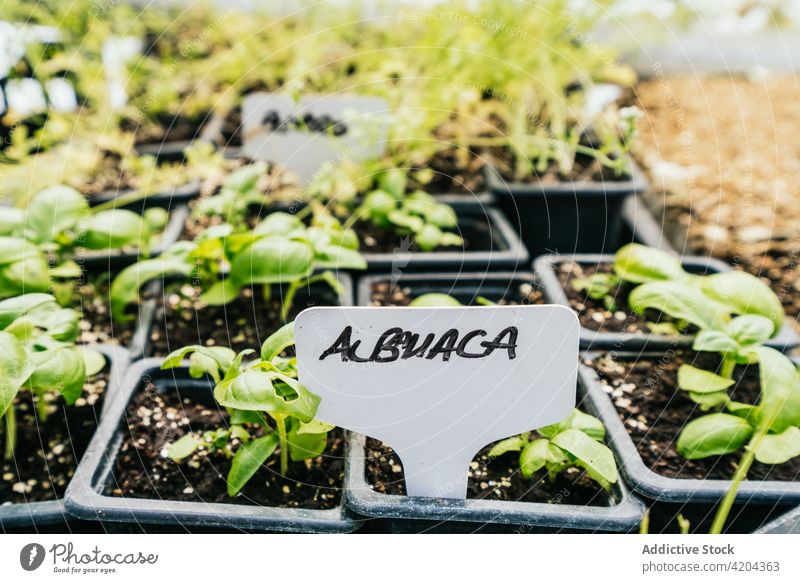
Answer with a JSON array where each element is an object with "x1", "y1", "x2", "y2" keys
[
  {"x1": 241, "y1": 92, "x2": 389, "y2": 183},
  {"x1": 295, "y1": 305, "x2": 579, "y2": 499}
]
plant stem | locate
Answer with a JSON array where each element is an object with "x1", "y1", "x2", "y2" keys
[
  {"x1": 720, "y1": 357, "x2": 736, "y2": 380},
  {"x1": 36, "y1": 394, "x2": 49, "y2": 422},
  {"x1": 4, "y1": 406, "x2": 17, "y2": 461},
  {"x1": 276, "y1": 415, "x2": 289, "y2": 475},
  {"x1": 639, "y1": 510, "x2": 650, "y2": 534},
  {"x1": 709, "y1": 425, "x2": 769, "y2": 534},
  {"x1": 281, "y1": 280, "x2": 301, "y2": 322},
  {"x1": 262, "y1": 284, "x2": 271, "y2": 303}
]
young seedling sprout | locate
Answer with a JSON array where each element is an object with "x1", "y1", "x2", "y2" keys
[{"x1": 161, "y1": 322, "x2": 331, "y2": 493}]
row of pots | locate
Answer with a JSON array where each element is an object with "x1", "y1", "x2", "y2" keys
[{"x1": 5, "y1": 256, "x2": 799, "y2": 533}]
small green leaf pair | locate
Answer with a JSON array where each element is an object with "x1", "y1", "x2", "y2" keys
[
  {"x1": 161, "y1": 323, "x2": 332, "y2": 496},
  {"x1": 489, "y1": 409, "x2": 618, "y2": 490},
  {"x1": 193, "y1": 163, "x2": 269, "y2": 227}
]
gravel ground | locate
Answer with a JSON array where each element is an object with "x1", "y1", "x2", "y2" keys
[{"x1": 633, "y1": 74, "x2": 800, "y2": 324}]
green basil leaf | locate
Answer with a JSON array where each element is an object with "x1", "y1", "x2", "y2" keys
[
  {"x1": 110, "y1": 255, "x2": 193, "y2": 322},
  {"x1": 551, "y1": 428, "x2": 618, "y2": 487},
  {"x1": 166, "y1": 433, "x2": 203, "y2": 461},
  {"x1": 81, "y1": 209, "x2": 146, "y2": 250},
  {"x1": 28, "y1": 347, "x2": 86, "y2": 405},
  {"x1": 702, "y1": 272, "x2": 784, "y2": 336},
  {"x1": 296, "y1": 419, "x2": 335, "y2": 435},
  {"x1": 227, "y1": 433, "x2": 279, "y2": 496},
  {"x1": 629, "y1": 281, "x2": 730, "y2": 331},
  {"x1": 260, "y1": 322, "x2": 295, "y2": 361},
  {"x1": 487, "y1": 434, "x2": 528, "y2": 458},
  {"x1": 415, "y1": 223, "x2": 442, "y2": 252},
  {"x1": 287, "y1": 422, "x2": 328, "y2": 461},
  {"x1": 676, "y1": 413, "x2": 754, "y2": 459},
  {"x1": 80, "y1": 348, "x2": 107, "y2": 377},
  {"x1": 755, "y1": 346, "x2": 800, "y2": 433},
  {"x1": 377, "y1": 169, "x2": 406, "y2": 197},
  {"x1": 214, "y1": 369, "x2": 320, "y2": 422},
  {"x1": 692, "y1": 330, "x2": 738, "y2": 354},
  {"x1": 0, "y1": 331, "x2": 32, "y2": 418},
  {"x1": 688, "y1": 391, "x2": 730, "y2": 411},
  {"x1": 25, "y1": 186, "x2": 88, "y2": 244},
  {"x1": 252, "y1": 212, "x2": 303, "y2": 237},
  {"x1": 678, "y1": 364, "x2": 735, "y2": 394},
  {"x1": 315, "y1": 245, "x2": 367, "y2": 270},
  {"x1": 725, "y1": 314, "x2": 775, "y2": 347},
  {"x1": 230, "y1": 237, "x2": 314, "y2": 285},
  {"x1": 199, "y1": 278, "x2": 241, "y2": 306},
  {"x1": 614, "y1": 243, "x2": 687, "y2": 284},
  {"x1": 0, "y1": 293, "x2": 55, "y2": 330},
  {"x1": 754, "y1": 427, "x2": 800, "y2": 464},
  {"x1": 519, "y1": 438, "x2": 550, "y2": 478}
]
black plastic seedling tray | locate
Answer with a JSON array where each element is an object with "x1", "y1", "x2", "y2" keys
[
  {"x1": 0, "y1": 345, "x2": 131, "y2": 531},
  {"x1": 65, "y1": 359, "x2": 361, "y2": 533},
  {"x1": 580, "y1": 353, "x2": 800, "y2": 496},
  {"x1": 343, "y1": 371, "x2": 646, "y2": 533},
  {"x1": 534, "y1": 253, "x2": 800, "y2": 352},
  {"x1": 485, "y1": 162, "x2": 647, "y2": 256}
]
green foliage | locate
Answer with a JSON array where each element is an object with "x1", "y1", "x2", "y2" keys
[
  {"x1": 572, "y1": 244, "x2": 786, "y2": 340},
  {"x1": 161, "y1": 323, "x2": 332, "y2": 495},
  {"x1": 489, "y1": 409, "x2": 617, "y2": 490},
  {"x1": 0, "y1": 294, "x2": 105, "y2": 459},
  {"x1": 110, "y1": 211, "x2": 365, "y2": 322}
]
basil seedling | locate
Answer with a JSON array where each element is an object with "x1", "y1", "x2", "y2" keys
[
  {"x1": 0, "y1": 294, "x2": 106, "y2": 459},
  {"x1": 110, "y1": 210, "x2": 365, "y2": 323},
  {"x1": 573, "y1": 244, "x2": 785, "y2": 338},
  {"x1": 489, "y1": 409, "x2": 618, "y2": 489},
  {"x1": 193, "y1": 162, "x2": 270, "y2": 227},
  {"x1": 0, "y1": 185, "x2": 167, "y2": 261},
  {"x1": 161, "y1": 323, "x2": 332, "y2": 495},
  {"x1": 675, "y1": 343, "x2": 800, "y2": 533}
]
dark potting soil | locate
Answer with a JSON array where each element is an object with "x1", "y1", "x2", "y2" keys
[
  {"x1": 369, "y1": 280, "x2": 544, "y2": 307},
  {"x1": 148, "y1": 283, "x2": 342, "y2": 357},
  {"x1": 106, "y1": 386, "x2": 343, "y2": 509},
  {"x1": 130, "y1": 113, "x2": 205, "y2": 145},
  {"x1": 0, "y1": 372, "x2": 108, "y2": 505},
  {"x1": 81, "y1": 153, "x2": 138, "y2": 197},
  {"x1": 77, "y1": 276, "x2": 136, "y2": 347},
  {"x1": 558, "y1": 261, "x2": 683, "y2": 335},
  {"x1": 365, "y1": 438, "x2": 609, "y2": 506},
  {"x1": 491, "y1": 149, "x2": 630, "y2": 185},
  {"x1": 588, "y1": 351, "x2": 800, "y2": 482},
  {"x1": 407, "y1": 149, "x2": 487, "y2": 195},
  {"x1": 354, "y1": 215, "x2": 494, "y2": 254}
]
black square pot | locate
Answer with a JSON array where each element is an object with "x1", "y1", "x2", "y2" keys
[
  {"x1": 484, "y1": 162, "x2": 647, "y2": 256},
  {"x1": 619, "y1": 194, "x2": 675, "y2": 253},
  {"x1": 580, "y1": 352, "x2": 800, "y2": 533},
  {"x1": 534, "y1": 253, "x2": 800, "y2": 352},
  {"x1": 360, "y1": 200, "x2": 528, "y2": 273},
  {"x1": 343, "y1": 379, "x2": 646, "y2": 533},
  {"x1": 0, "y1": 345, "x2": 131, "y2": 531},
  {"x1": 64, "y1": 359, "x2": 361, "y2": 533}
]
